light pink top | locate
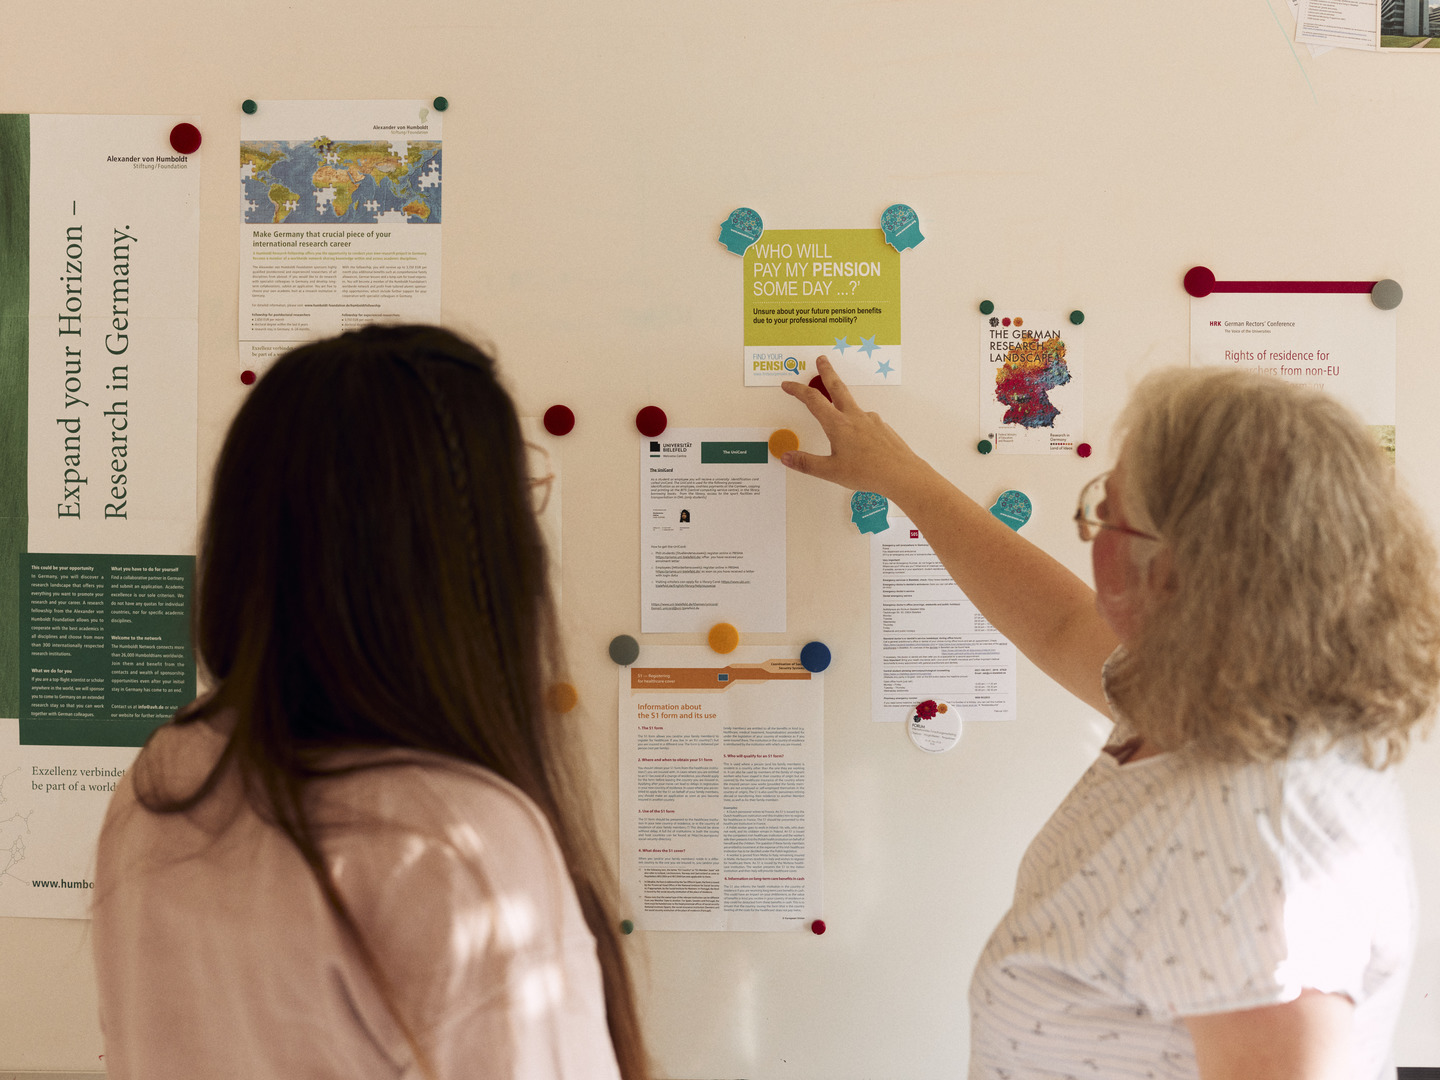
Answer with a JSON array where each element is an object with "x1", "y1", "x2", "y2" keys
[{"x1": 93, "y1": 720, "x2": 622, "y2": 1080}]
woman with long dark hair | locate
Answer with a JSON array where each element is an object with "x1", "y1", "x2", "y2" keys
[{"x1": 93, "y1": 325, "x2": 646, "y2": 1080}]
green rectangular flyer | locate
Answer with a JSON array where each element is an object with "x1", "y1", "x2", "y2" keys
[
  {"x1": 20, "y1": 553, "x2": 195, "y2": 747},
  {"x1": 743, "y1": 228, "x2": 901, "y2": 387}
]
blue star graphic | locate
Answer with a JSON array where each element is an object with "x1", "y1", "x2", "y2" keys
[
  {"x1": 876, "y1": 359, "x2": 893, "y2": 378},
  {"x1": 832, "y1": 336, "x2": 851, "y2": 354},
  {"x1": 858, "y1": 335, "x2": 879, "y2": 358}
]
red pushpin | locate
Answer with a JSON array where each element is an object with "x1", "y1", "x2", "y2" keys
[
  {"x1": 810, "y1": 919, "x2": 827, "y2": 935},
  {"x1": 544, "y1": 405, "x2": 575, "y2": 436},
  {"x1": 1076, "y1": 442, "x2": 1092, "y2": 458},
  {"x1": 240, "y1": 370, "x2": 257, "y2": 386},
  {"x1": 808, "y1": 374, "x2": 832, "y2": 403},
  {"x1": 169, "y1": 123, "x2": 202, "y2": 155},
  {"x1": 636, "y1": 406, "x2": 667, "y2": 438}
]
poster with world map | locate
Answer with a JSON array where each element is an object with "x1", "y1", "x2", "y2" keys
[
  {"x1": 241, "y1": 136, "x2": 442, "y2": 226},
  {"x1": 239, "y1": 100, "x2": 442, "y2": 377}
]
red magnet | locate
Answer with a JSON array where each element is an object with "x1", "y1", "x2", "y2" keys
[
  {"x1": 811, "y1": 919, "x2": 827, "y2": 935},
  {"x1": 169, "y1": 123, "x2": 202, "y2": 155},
  {"x1": 808, "y1": 374, "x2": 832, "y2": 402},
  {"x1": 1183, "y1": 266, "x2": 1216, "y2": 297},
  {"x1": 544, "y1": 405, "x2": 575, "y2": 436},
  {"x1": 1076, "y1": 442, "x2": 1092, "y2": 458},
  {"x1": 240, "y1": 370, "x2": 257, "y2": 386},
  {"x1": 636, "y1": 406, "x2": 667, "y2": 438}
]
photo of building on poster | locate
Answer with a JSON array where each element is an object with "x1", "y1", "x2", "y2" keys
[
  {"x1": 0, "y1": 113, "x2": 199, "y2": 919},
  {"x1": 978, "y1": 309, "x2": 1084, "y2": 455},
  {"x1": 743, "y1": 229, "x2": 901, "y2": 387}
]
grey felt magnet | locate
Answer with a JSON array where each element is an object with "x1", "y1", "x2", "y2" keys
[{"x1": 1371, "y1": 279, "x2": 1403, "y2": 310}]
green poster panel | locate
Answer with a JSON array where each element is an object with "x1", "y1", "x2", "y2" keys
[
  {"x1": 19, "y1": 553, "x2": 195, "y2": 747},
  {"x1": 0, "y1": 114, "x2": 30, "y2": 718}
]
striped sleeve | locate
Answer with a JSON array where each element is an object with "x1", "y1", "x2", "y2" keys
[{"x1": 1126, "y1": 762, "x2": 1295, "y2": 1018}]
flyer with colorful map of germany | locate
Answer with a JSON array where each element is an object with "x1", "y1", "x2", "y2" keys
[
  {"x1": 240, "y1": 100, "x2": 442, "y2": 376},
  {"x1": 978, "y1": 309, "x2": 1084, "y2": 454}
]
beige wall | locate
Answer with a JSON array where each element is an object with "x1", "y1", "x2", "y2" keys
[{"x1": 3, "y1": 0, "x2": 1439, "y2": 1074}]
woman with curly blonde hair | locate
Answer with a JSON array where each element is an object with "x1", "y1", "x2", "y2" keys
[{"x1": 783, "y1": 358, "x2": 1440, "y2": 1080}]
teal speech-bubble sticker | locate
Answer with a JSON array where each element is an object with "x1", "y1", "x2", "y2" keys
[
  {"x1": 719, "y1": 206, "x2": 764, "y2": 256},
  {"x1": 989, "y1": 489, "x2": 1032, "y2": 531},
  {"x1": 851, "y1": 490, "x2": 891, "y2": 534},
  {"x1": 881, "y1": 203, "x2": 924, "y2": 252}
]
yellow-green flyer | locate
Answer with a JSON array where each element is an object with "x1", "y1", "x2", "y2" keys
[{"x1": 743, "y1": 229, "x2": 901, "y2": 386}]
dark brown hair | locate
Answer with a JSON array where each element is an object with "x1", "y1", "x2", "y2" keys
[{"x1": 140, "y1": 324, "x2": 646, "y2": 1078}]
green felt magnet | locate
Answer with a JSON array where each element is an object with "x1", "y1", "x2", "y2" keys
[{"x1": 609, "y1": 635, "x2": 640, "y2": 666}]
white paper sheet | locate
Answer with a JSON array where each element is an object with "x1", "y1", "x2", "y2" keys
[
  {"x1": 640, "y1": 428, "x2": 786, "y2": 633},
  {"x1": 1296, "y1": 0, "x2": 1377, "y2": 50},
  {"x1": 979, "y1": 309, "x2": 1085, "y2": 455},
  {"x1": 240, "y1": 100, "x2": 442, "y2": 375},
  {"x1": 870, "y1": 516, "x2": 1016, "y2": 724},
  {"x1": 1189, "y1": 291, "x2": 1395, "y2": 452},
  {"x1": 618, "y1": 646, "x2": 823, "y2": 931}
]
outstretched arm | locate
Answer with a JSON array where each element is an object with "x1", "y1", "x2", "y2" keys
[
  {"x1": 781, "y1": 357, "x2": 1118, "y2": 716},
  {"x1": 1185, "y1": 990, "x2": 1355, "y2": 1080}
]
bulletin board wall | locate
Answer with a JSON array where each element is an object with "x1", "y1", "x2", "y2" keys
[{"x1": 4, "y1": 1, "x2": 1440, "y2": 1075}]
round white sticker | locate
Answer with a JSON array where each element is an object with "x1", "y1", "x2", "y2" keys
[{"x1": 908, "y1": 700, "x2": 961, "y2": 753}]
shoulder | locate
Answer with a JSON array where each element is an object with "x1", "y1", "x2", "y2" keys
[
  {"x1": 1127, "y1": 745, "x2": 1412, "y2": 1017},
  {"x1": 327, "y1": 752, "x2": 563, "y2": 868},
  {"x1": 1175, "y1": 743, "x2": 1407, "y2": 860},
  {"x1": 318, "y1": 753, "x2": 582, "y2": 947}
]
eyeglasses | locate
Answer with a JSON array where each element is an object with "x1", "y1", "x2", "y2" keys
[
  {"x1": 526, "y1": 442, "x2": 555, "y2": 516},
  {"x1": 1074, "y1": 471, "x2": 1159, "y2": 543}
]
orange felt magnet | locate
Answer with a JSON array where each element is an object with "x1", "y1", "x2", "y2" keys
[
  {"x1": 547, "y1": 682, "x2": 579, "y2": 713},
  {"x1": 708, "y1": 622, "x2": 740, "y2": 654},
  {"x1": 768, "y1": 429, "x2": 800, "y2": 458}
]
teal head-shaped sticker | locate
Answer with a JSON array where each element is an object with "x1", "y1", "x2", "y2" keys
[
  {"x1": 989, "y1": 489, "x2": 1032, "y2": 531},
  {"x1": 881, "y1": 203, "x2": 924, "y2": 252},
  {"x1": 718, "y1": 207, "x2": 764, "y2": 256},
  {"x1": 851, "y1": 490, "x2": 891, "y2": 534}
]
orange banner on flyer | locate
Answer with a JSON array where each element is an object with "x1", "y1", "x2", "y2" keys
[{"x1": 631, "y1": 659, "x2": 811, "y2": 691}]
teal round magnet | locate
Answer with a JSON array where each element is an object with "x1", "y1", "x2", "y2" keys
[
  {"x1": 977, "y1": 439, "x2": 993, "y2": 455},
  {"x1": 989, "y1": 489, "x2": 1032, "y2": 531},
  {"x1": 800, "y1": 641, "x2": 832, "y2": 673},
  {"x1": 609, "y1": 634, "x2": 640, "y2": 666},
  {"x1": 620, "y1": 919, "x2": 634, "y2": 935},
  {"x1": 979, "y1": 300, "x2": 994, "y2": 315},
  {"x1": 1069, "y1": 309, "x2": 1085, "y2": 325},
  {"x1": 1371, "y1": 279, "x2": 1403, "y2": 310},
  {"x1": 880, "y1": 203, "x2": 924, "y2": 252},
  {"x1": 242, "y1": 99, "x2": 258, "y2": 115},
  {"x1": 850, "y1": 491, "x2": 890, "y2": 535},
  {"x1": 718, "y1": 207, "x2": 763, "y2": 256},
  {"x1": 432, "y1": 96, "x2": 449, "y2": 112}
]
